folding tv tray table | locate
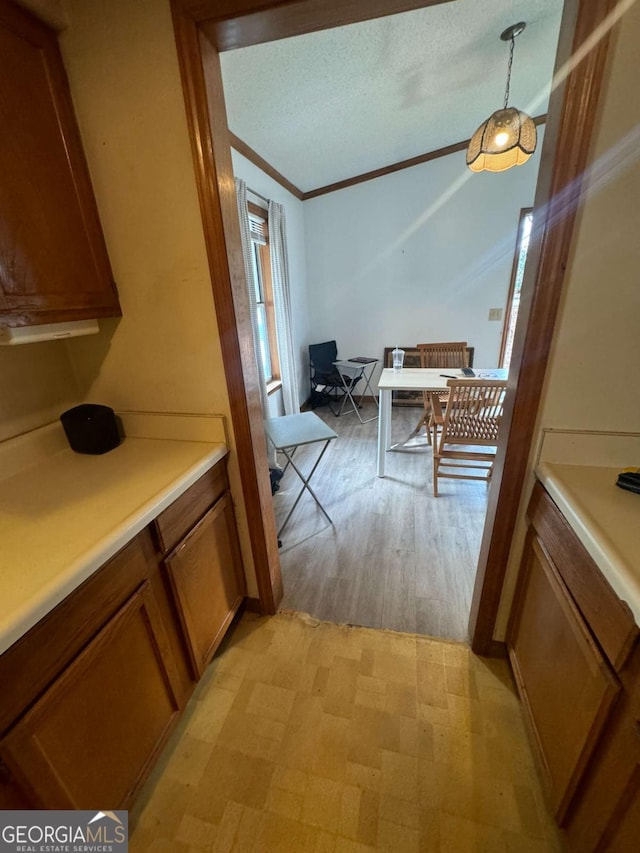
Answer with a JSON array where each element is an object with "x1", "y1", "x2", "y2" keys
[
  {"x1": 333, "y1": 357, "x2": 379, "y2": 424},
  {"x1": 264, "y1": 412, "x2": 338, "y2": 538}
]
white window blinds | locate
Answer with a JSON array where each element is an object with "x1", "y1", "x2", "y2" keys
[{"x1": 248, "y1": 213, "x2": 267, "y2": 245}]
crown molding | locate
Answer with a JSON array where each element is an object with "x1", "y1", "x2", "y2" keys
[{"x1": 230, "y1": 114, "x2": 547, "y2": 201}]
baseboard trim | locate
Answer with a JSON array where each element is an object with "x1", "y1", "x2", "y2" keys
[{"x1": 300, "y1": 395, "x2": 380, "y2": 413}]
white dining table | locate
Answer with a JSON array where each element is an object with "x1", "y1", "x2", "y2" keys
[{"x1": 376, "y1": 367, "x2": 508, "y2": 476}]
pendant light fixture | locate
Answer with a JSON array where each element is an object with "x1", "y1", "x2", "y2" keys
[{"x1": 466, "y1": 22, "x2": 537, "y2": 173}]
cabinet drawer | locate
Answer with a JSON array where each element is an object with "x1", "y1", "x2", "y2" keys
[
  {"x1": 154, "y1": 460, "x2": 228, "y2": 554},
  {"x1": 527, "y1": 482, "x2": 638, "y2": 671}
]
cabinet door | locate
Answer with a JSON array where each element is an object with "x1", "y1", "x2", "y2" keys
[
  {"x1": 600, "y1": 765, "x2": 640, "y2": 852},
  {"x1": 0, "y1": 581, "x2": 180, "y2": 809},
  {"x1": 0, "y1": 0, "x2": 120, "y2": 326},
  {"x1": 165, "y1": 493, "x2": 246, "y2": 678},
  {"x1": 564, "y1": 657, "x2": 640, "y2": 853},
  {"x1": 0, "y1": 758, "x2": 30, "y2": 809},
  {"x1": 507, "y1": 533, "x2": 620, "y2": 823}
]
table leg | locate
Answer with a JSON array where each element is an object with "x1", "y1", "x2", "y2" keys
[
  {"x1": 377, "y1": 389, "x2": 392, "y2": 477},
  {"x1": 337, "y1": 366, "x2": 378, "y2": 424},
  {"x1": 277, "y1": 440, "x2": 333, "y2": 537},
  {"x1": 357, "y1": 364, "x2": 379, "y2": 413}
]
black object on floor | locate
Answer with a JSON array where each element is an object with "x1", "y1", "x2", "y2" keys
[{"x1": 270, "y1": 466, "x2": 284, "y2": 495}]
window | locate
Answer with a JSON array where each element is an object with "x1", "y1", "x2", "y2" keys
[
  {"x1": 500, "y1": 208, "x2": 533, "y2": 369},
  {"x1": 248, "y1": 203, "x2": 280, "y2": 386}
]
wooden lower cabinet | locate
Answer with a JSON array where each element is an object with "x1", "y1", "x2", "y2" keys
[
  {"x1": 508, "y1": 482, "x2": 640, "y2": 852},
  {"x1": 508, "y1": 534, "x2": 620, "y2": 822},
  {"x1": 0, "y1": 759, "x2": 31, "y2": 809},
  {"x1": 165, "y1": 493, "x2": 245, "y2": 678},
  {"x1": 601, "y1": 773, "x2": 640, "y2": 852},
  {"x1": 0, "y1": 458, "x2": 245, "y2": 810},
  {"x1": 563, "y1": 649, "x2": 640, "y2": 852},
  {"x1": 1, "y1": 582, "x2": 181, "y2": 809}
]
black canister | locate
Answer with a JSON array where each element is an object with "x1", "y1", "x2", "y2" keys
[{"x1": 60, "y1": 404, "x2": 122, "y2": 454}]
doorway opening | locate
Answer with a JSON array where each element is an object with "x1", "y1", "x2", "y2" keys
[
  {"x1": 215, "y1": 5, "x2": 554, "y2": 643},
  {"x1": 171, "y1": 0, "x2": 615, "y2": 654}
]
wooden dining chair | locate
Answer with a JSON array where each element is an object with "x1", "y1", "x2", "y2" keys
[
  {"x1": 411, "y1": 341, "x2": 468, "y2": 444},
  {"x1": 430, "y1": 378, "x2": 506, "y2": 496}
]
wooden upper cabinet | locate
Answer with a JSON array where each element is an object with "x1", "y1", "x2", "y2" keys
[{"x1": 0, "y1": 0, "x2": 120, "y2": 327}]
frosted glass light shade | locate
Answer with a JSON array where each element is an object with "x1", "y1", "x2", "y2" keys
[{"x1": 466, "y1": 107, "x2": 537, "y2": 173}]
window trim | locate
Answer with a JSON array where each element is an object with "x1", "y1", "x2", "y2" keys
[
  {"x1": 248, "y1": 202, "x2": 280, "y2": 385},
  {"x1": 500, "y1": 207, "x2": 533, "y2": 368}
]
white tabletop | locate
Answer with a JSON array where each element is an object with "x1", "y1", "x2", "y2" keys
[
  {"x1": 376, "y1": 367, "x2": 508, "y2": 477},
  {"x1": 378, "y1": 367, "x2": 508, "y2": 392},
  {"x1": 265, "y1": 412, "x2": 337, "y2": 450},
  {"x1": 334, "y1": 358, "x2": 378, "y2": 367}
]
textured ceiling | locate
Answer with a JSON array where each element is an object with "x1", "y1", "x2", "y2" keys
[{"x1": 220, "y1": 0, "x2": 564, "y2": 193}]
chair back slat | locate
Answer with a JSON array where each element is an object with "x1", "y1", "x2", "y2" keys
[
  {"x1": 431, "y1": 378, "x2": 507, "y2": 496},
  {"x1": 443, "y1": 380, "x2": 506, "y2": 444},
  {"x1": 416, "y1": 342, "x2": 468, "y2": 369},
  {"x1": 411, "y1": 342, "x2": 469, "y2": 445}
]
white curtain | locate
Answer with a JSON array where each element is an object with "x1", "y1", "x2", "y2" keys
[
  {"x1": 268, "y1": 200, "x2": 300, "y2": 415},
  {"x1": 234, "y1": 178, "x2": 270, "y2": 418}
]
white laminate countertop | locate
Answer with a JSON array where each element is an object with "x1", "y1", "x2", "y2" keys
[
  {"x1": 536, "y1": 461, "x2": 640, "y2": 625},
  {"x1": 0, "y1": 428, "x2": 227, "y2": 655}
]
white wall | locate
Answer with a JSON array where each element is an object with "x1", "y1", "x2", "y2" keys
[
  {"x1": 58, "y1": 0, "x2": 258, "y2": 597},
  {"x1": 61, "y1": 0, "x2": 226, "y2": 418},
  {"x1": 0, "y1": 342, "x2": 80, "y2": 442},
  {"x1": 230, "y1": 150, "x2": 311, "y2": 413},
  {"x1": 537, "y1": 14, "x2": 640, "y2": 433},
  {"x1": 304, "y1": 136, "x2": 544, "y2": 381}
]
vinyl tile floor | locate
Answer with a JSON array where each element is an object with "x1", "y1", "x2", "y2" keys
[{"x1": 130, "y1": 611, "x2": 564, "y2": 853}]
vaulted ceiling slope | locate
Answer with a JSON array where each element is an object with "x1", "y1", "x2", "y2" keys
[{"x1": 220, "y1": 0, "x2": 564, "y2": 193}]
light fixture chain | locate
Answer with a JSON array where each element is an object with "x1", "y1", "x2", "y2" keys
[{"x1": 503, "y1": 35, "x2": 515, "y2": 109}]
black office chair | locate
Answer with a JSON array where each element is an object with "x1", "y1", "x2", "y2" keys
[{"x1": 309, "y1": 340, "x2": 362, "y2": 416}]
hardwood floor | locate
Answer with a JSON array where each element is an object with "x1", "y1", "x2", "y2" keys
[{"x1": 275, "y1": 402, "x2": 489, "y2": 642}]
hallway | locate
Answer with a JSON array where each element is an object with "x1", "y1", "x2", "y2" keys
[{"x1": 130, "y1": 611, "x2": 562, "y2": 852}]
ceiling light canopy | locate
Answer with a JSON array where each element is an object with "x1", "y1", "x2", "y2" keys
[{"x1": 466, "y1": 22, "x2": 537, "y2": 174}]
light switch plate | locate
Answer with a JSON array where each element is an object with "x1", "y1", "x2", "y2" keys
[{"x1": 488, "y1": 308, "x2": 503, "y2": 321}]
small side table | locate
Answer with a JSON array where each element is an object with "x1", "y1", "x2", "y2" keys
[
  {"x1": 333, "y1": 358, "x2": 379, "y2": 424},
  {"x1": 264, "y1": 412, "x2": 338, "y2": 538}
]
